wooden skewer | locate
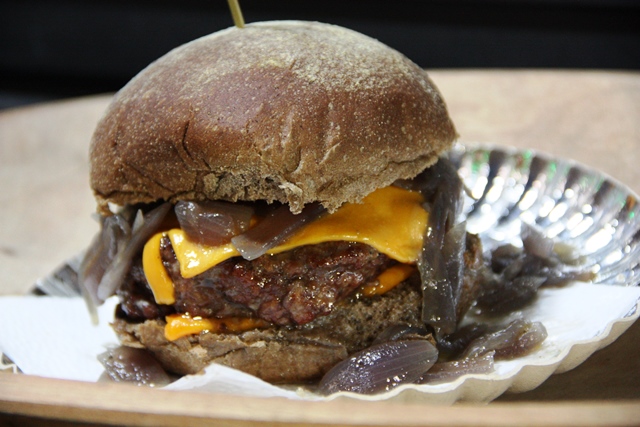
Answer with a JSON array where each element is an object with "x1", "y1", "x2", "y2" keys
[{"x1": 227, "y1": 0, "x2": 245, "y2": 28}]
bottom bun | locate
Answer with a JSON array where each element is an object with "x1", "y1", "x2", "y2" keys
[{"x1": 113, "y1": 280, "x2": 422, "y2": 384}]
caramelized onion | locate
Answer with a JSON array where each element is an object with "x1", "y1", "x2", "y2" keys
[
  {"x1": 521, "y1": 223, "x2": 555, "y2": 259},
  {"x1": 462, "y1": 319, "x2": 548, "y2": 360},
  {"x1": 419, "y1": 221, "x2": 467, "y2": 336},
  {"x1": 442, "y1": 222, "x2": 467, "y2": 314},
  {"x1": 232, "y1": 202, "x2": 326, "y2": 260},
  {"x1": 98, "y1": 346, "x2": 172, "y2": 387},
  {"x1": 399, "y1": 158, "x2": 468, "y2": 336},
  {"x1": 79, "y1": 203, "x2": 171, "y2": 320},
  {"x1": 318, "y1": 339, "x2": 438, "y2": 395},
  {"x1": 436, "y1": 323, "x2": 490, "y2": 360},
  {"x1": 417, "y1": 232, "x2": 451, "y2": 334},
  {"x1": 96, "y1": 203, "x2": 171, "y2": 302},
  {"x1": 417, "y1": 352, "x2": 495, "y2": 384},
  {"x1": 79, "y1": 213, "x2": 132, "y2": 321},
  {"x1": 175, "y1": 200, "x2": 253, "y2": 246},
  {"x1": 396, "y1": 158, "x2": 463, "y2": 234},
  {"x1": 476, "y1": 275, "x2": 547, "y2": 316},
  {"x1": 479, "y1": 223, "x2": 596, "y2": 315},
  {"x1": 372, "y1": 324, "x2": 431, "y2": 345}
]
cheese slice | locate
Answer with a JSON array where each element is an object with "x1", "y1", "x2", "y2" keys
[
  {"x1": 361, "y1": 264, "x2": 417, "y2": 297},
  {"x1": 164, "y1": 314, "x2": 269, "y2": 341},
  {"x1": 275, "y1": 185, "x2": 427, "y2": 264},
  {"x1": 142, "y1": 232, "x2": 175, "y2": 304},
  {"x1": 142, "y1": 186, "x2": 428, "y2": 304},
  {"x1": 167, "y1": 230, "x2": 239, "y2": 278}
]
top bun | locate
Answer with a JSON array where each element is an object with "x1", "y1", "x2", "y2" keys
[{"x1": 90, "y1": 21, "x2": 456, "y2": 213}]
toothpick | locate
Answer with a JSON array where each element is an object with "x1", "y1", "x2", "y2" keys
[{"x1": 227, "y1": 0, "x2": 245, "y2": 28}]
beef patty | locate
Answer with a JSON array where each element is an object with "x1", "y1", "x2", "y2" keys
[{"x1": 117, "y1": 238, "x2": 395, "y2": 325}]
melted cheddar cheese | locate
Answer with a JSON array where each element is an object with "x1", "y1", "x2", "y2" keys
[
  {"x1": 361, "y1": 264, "x2": 417, "y2": 297},
  {"x1": 142, "y1": 232, "x2": 175, "y2": 304},
  {"x1": 164, "y1": 314, "x2": 269, "y2": 341}
]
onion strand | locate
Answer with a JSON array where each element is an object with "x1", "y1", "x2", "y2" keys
[
  {"x1": 232, "y1": 202, "x2": 326, "y2": 260},
  {"x1": 318, "y1": 339, "x2": 438, "y2": 395}
]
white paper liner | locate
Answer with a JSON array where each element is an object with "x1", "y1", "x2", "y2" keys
[{"x1": 1, "y1": 281, "x2": 638, "y2": 403}]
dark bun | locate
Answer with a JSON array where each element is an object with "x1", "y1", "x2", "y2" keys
[{"x1": 90, "y1": 21, "x2": 456, "y2": 213}]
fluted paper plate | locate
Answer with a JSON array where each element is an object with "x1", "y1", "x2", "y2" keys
[
  {"x1": 28, "y1": 143, "x2": 640, "y2": 404},
  {"x1": 450, "y1": 144, "x2": 640, "y2": 286}
]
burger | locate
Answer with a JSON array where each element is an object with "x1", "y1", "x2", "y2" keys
[{"x1": 80, "y1": 21, "x2": 485, "y2": 386}]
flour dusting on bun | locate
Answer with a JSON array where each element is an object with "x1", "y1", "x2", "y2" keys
[{"x1": 90, "y1": 21, "x2": 456, "y2": 214}]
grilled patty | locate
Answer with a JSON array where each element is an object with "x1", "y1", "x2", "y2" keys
[{"x1": 117, "y1": 238, "x2": 394, "y2": 325}]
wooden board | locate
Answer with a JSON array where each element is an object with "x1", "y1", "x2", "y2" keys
[{"x1": 1, "y1": 70, "x2": 639, "y2": 426}]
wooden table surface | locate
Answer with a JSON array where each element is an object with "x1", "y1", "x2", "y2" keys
[{"x1": 1, "y1": 70, "x2": 639, "y2": 426}]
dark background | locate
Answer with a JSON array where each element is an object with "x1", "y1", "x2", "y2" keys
[{"x1": 1, "y1": 0, "x2": 639, "y2": 110}]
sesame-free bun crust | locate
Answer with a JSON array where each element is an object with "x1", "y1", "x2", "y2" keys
[{"x1": 90, "y1": 21, "x2": 456, "y2": 213}]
